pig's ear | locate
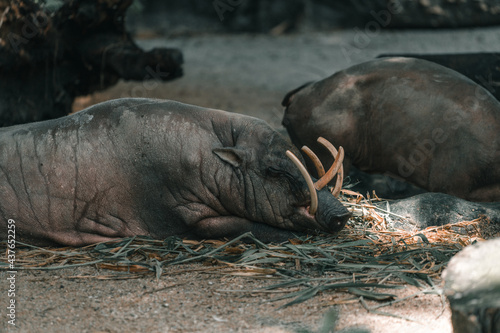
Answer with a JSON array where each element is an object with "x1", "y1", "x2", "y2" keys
[{"x1": 213, "y1": 147, "x2": 245, "y2": 168}]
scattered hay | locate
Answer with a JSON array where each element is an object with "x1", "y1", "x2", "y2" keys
[{"x1": 0, "y1": 190, "x2": 495, "y2": 313}]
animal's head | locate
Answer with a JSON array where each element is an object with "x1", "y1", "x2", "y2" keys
[
  {"x1": 281, "y1": 76, "x2": 361, "y2": 177},
  {"x1": 213, "y1": 119, "x2": 350, "y2": 236},
  {"x1": 281, "y1": 81, "x2": 319, "y2": 150}
]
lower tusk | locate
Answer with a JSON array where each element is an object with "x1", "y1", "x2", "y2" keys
[{"x1": 286, "y1": 150, "x2": 318, "y2": 215}]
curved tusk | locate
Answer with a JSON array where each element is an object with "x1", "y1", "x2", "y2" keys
[
  {"x1": 286, "y1": 150, "x2": 318, "y2": 215},
  {"x1": 314, "y1": 137, "x2": 344, "y2": 191},
  {"x1": 301, "y1": 146, "x2": 325, "y2": 177},
  {"x1": 331, "y1": 161, "x2": 344, "y2": 197}
]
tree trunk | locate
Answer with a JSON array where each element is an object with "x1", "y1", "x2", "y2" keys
[
  {"x1": 0, "y1": 0, "x2": 183, "y2": 126},
  {"x1": 322, "y1": 0, "x2": 500, "y2": 28}
]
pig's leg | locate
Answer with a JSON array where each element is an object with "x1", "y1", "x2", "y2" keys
[{"x1": 193, "y1": 217, "x2": 303, "y2": 242}]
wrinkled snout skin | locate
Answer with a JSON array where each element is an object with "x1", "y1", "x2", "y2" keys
[
  {"x1": 282, "y1": 57, "x2": 500, "y2": 202},
  {"x1": 0, "y1": 98, "x2": 349, "y2": 246}
]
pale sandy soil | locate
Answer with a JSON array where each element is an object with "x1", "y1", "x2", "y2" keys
[{"x1": 2, "y1": 264, "x2": 451, "y2": 333}]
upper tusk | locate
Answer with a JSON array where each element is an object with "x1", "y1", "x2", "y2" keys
[
  {"x1": 317, "y1": 137, "x2": 344, "y2": 197},
  {"x1": 286, "y1": 150, "x2": 318, "y2": 215},
  {"x1": 331, "y1": 161, "x2": 344, "y2": 197},
  {"x1": 301, "y1": 146, "x2": 325, "y2": 178},
  {"x1": 314, "y1": 137, "x2": 344, "y2": 192}
]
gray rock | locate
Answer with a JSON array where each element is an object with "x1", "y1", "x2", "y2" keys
[{"x1": 443, "y1": 238, "x2": 500, "y2": 333}]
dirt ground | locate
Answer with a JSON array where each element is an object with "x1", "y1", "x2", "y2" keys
[{"x1": 2, "y1": 27, "x2": 500, "y2": 332}]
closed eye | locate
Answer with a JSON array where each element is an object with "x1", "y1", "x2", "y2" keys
[
  {"x1": 267, "y1": 167, "x2": 296, "y2": 182},
  {"x1": 267, "y1": 166, "x2": 284, "y2": 177},
  {"x1": 267, "y1": 167, "x2": 305, "y2": 200}
]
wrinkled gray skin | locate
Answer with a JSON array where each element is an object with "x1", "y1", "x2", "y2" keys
[
  {"x1": 0, "y1": 98, "x2": 350, "y2": 246},
  {"x1": 282, "y1": 57, "x2": 500, "y2": 202}
]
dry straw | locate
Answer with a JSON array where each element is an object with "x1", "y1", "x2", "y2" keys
[{"x1": 1, "y1": 189, "x2": 497, "y2": 313}]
